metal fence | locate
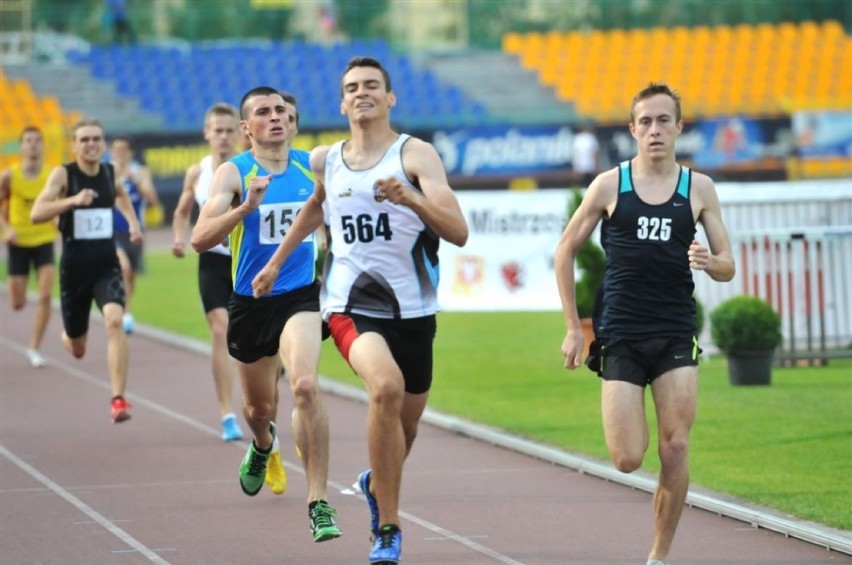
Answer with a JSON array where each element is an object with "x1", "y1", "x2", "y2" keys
[{"x1": 694, "y1": 180, "x2": 852, "y2": 360}]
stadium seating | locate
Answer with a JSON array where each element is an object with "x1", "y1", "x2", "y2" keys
[
  {"x1": 503, "y1": 21, "x2": 852, "y2": 122},
  {"x1": 64, "y1": 40, "x2": 489, "y2": 131},
  {"x1": 0, "y1": 68, "x2": 78, "y2": 170}
]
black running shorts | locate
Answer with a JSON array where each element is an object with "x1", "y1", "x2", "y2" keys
[
  {"x1": 596, "y1": 336, "x2": 701, "y2": 386},
  {"x1": 114, "y1": 231, "x2": 144, "y2": 273},
  {"x1": 60, "y1": 255, "x2": 125, "y2": 339},
  {"x1": 198, "y1": 251, "x2": 233, "y2": 313},
  {"x1": 7, "y1": 242, "x2": 54, "y2": 276},
  {"x1": 327, "y1": 313, "x2": 436, "y2": 394},
  {"x1": 226, "y1": 281, "x2": 320, "y2": 364}
]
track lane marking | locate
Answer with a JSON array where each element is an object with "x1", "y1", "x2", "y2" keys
[
  {"x1": 0, "y1": 335, "x2": 525, "y2": 564},
  {"x1": 0, "y1": 444, "x2": 171, "y2": 564}
]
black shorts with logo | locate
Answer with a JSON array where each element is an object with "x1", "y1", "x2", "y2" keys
[
  {"x1": 589, "y1": 336, "x2": 701, "y2": 387},
  {"x1": 7, "y1": 242, "x2": 54, "y2": 276},
  {"x1": 226, "y1": 281, "x2": 320, "y2": 364}
]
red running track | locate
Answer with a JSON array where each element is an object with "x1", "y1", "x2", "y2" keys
[{"x1": 1, "y1": 290, "x2": 849, "y2": 564}]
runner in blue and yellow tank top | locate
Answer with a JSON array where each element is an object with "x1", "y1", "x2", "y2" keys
[
  {"x1": 190, "y1": 86, "x2": 341, "y2": 543},
  {"x1": 228, "y1": 147, "x2": 316, "y2": 297},
  {"x1": 0, "y1": 126, "x2": 58, "y2": 368}
]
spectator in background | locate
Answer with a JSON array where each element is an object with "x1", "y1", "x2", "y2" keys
[
  {"x1": 318, "y1": 0, "x2": 338, "y2": 44},
  {"x1": 572, "y1": 124, "x2": 600, "y2": 187},
  {"x1": 110, "y1": 136, "x2": 159, "y2": 334},
  {"x1": 105, "y1": 0, "x2": 135, "y2": 44}
]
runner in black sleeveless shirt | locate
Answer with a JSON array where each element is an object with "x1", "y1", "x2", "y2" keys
[
  {"x1": 555, "y1": 84, "x2": 735, "y2": 565},
  {"x1": 31, "y1": 117, "x2": 142, "y2": 423}
]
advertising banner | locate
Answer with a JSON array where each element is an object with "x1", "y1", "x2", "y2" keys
[
  {"x1": 600, "y1": 116, "x2": 792, "y2": 175},
  {"x1": 432, "y1": 125, "x2": 575, "y2": 177},
  {"x1": 792, "y1": 111, "x2": 852, "y2": 158},
  {"x1": 438, "y1": 189, "x2": 572, "y2": 311}
]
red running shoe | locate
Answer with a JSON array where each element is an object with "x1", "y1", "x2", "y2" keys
[{"x1": 111, "y1": 397, "x2": 132, "y2": 423}]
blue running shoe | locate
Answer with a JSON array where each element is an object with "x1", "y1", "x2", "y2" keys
[
  {"x1": 369, "y1": 524, "x2": 402, "y2": 564},
  {"x1": 358, "y1": 469, "x2": 379, "y2": 533},
  {"x1": 122, "y1": 313, "x2": 135, "y2": 334},
  {"x1": 221, "y1": 413, "x2": 243, "y2": 442}
]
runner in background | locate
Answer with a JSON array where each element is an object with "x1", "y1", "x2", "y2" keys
[
  {"x1": 0, "y1": 126, "x2": 57, "y2": 368},
  {"x1": 31, "y1": 116, "x2": 142, "y2": 423},
  {"x1": 172, "y1": 103, "x2": 244, "y2": 443},
  {"x1": 110, "y1": 136, "x2": 159, "y2": 334}
]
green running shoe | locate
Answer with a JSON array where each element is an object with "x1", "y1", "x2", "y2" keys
[
  {"x1": 309, "y1": 500, "x2": 342, "y2": 542},
  {"x1": 239, "y1": 422, "x2": 275, "y2": 496}
]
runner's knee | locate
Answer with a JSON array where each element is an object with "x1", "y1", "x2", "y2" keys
[
  {"x1": 244, "y1": 401, "x2": 274, "y2": 425},
  {"x1": 369, "y1": 377, "x2": 405, "y2": 411},
  {"x1": 658, "y1": 434, "x2": 689, "y2": 469},
  {"x1": 290, "y1": 372, "x2": 318, "y2": 407},
  {"x1": 609, "y1": 445, "x2": 645, "y2": 473}
]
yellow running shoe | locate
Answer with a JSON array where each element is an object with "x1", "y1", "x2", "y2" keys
[{"x1": 265, "y1": 448, "x2": 287, "y2": 495}]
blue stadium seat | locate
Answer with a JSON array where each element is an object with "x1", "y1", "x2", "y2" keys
[{"x1": 68, "y1": 39, "x2": 488, "y2": 130}]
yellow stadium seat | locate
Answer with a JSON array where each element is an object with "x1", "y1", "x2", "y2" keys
[
  {"x1": 560, "y1": 20, "x2": 851, "y2": 121},
  {"x1": 502, "y1": 32, "x2": 523, "y2": 54},
  {"x1": 822, "y1": 20, "x2": 843, "y2": 39}
]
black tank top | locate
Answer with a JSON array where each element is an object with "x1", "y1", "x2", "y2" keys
[
  {"x1": 59, "y1": 162, "x2": 118, "y2": 264},
  {"x1": 595, "y1": 160, "x2": 697, "y2": 339}
]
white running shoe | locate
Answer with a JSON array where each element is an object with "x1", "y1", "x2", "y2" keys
[{"x1": 26, "y1": 349, "x2": 46, "y2": 368}]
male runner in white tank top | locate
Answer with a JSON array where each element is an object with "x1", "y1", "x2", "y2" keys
[
  {"x1": 252, "y1": 57, "x2": 469, "y2": 564},
  {"x1": 172, "y1": 103, "x2": 244, "y2": 443}
]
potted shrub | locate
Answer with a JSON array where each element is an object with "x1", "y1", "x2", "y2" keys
[
  {"x1": 568, "y1": 189, "x2": 606, "y2": 355},
  {"x1": 710, "y1": 295, "x2": 782, "y2": 385}
]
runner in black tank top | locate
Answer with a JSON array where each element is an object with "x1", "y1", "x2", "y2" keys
[
  {"x1": 30, "y1": 117, "x2": 142, "y2": 424},
  {"x1": 555, "y1": 84, "x2": 735, "y2": 565},
  {"x1": 596, "y1": 160, "x2": 696, "y2": 340}
]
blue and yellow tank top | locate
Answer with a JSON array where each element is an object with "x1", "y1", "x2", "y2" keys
[
  {"x1": 8, "y1": 163, "x2": 57, "y2": 247},
  {"x1": 229, "y1": 149, "x2": 316, "y2": 297}
]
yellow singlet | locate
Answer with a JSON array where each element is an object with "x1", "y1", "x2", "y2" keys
[{"x1": 7, "y1": 163, "x2": 57, "y2": 247}]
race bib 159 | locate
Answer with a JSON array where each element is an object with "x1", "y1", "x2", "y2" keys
[{"x1": 258, "y1": 202, "x2": 313, "y2": 245}]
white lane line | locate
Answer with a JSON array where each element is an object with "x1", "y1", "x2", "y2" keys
[
  {"x1": 0, "y1": 444, "x2": 171, "y2": 564},
  {"x1": 347, "y1": 481, "x2": 524, "y2": 565},
  {"x1": 0, "y1": 335, "x2": 526, "y2": 565},
  {"x1": 1, "y1": 478, "x2": 233, "y2": 494}
]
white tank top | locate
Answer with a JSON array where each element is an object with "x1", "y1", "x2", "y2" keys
[
  {"x1": 195, "y1": 155, "x2": 230, "y2": 256},
  {"x1": 321, "y1": 134, "x2": 440, "y2": 320}
]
